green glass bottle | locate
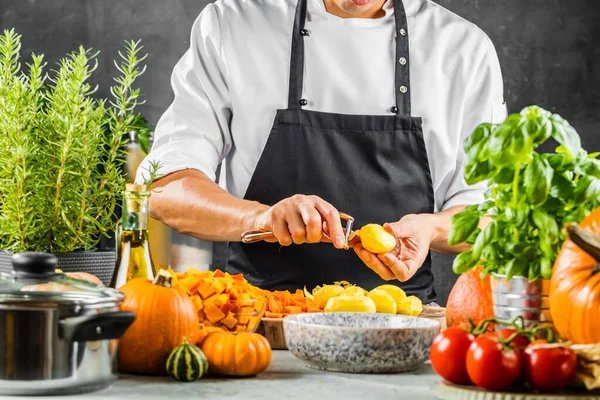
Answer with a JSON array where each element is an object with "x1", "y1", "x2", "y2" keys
[{"x1": 111, "y1": 184, "x2": 156, "y2": 288}]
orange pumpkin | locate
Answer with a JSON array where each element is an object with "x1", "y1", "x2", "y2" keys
[
  {"x1": 118, "y1": 269, "x2": 200, "y2": 375},
  {"x1": 446, "y1": 266, "x2": 494, "y2": 328},
  {"x1": 550, "y1": 207, "x2": 600, "y2": 344},
  {"x1": 200, "y1": 331, "x2": 272, "y2": 377}
]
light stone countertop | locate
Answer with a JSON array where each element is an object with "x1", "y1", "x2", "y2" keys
[{"x1": 3, "y1": 351, "x2": 442, "y2": 400}]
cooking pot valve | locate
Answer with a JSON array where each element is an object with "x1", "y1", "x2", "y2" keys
[{"x1": 59, "y1": 311, "x2": 136, "y2": 342}]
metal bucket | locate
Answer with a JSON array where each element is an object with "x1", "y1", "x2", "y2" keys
[{"x1": 491, "y1": 274, "x2": 552, "y2": 327}]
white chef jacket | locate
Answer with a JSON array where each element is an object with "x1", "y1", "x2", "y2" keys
[{"x1": 136, "y1": 0, "x2": 507, "y2": 217}]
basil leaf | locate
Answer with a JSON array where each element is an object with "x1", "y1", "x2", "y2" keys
[
  {"x1": 465, "y1": 123, "x2": 493, "y2": 163},
  {"x1": 507, "y1": 242, "x2": 538, "y2": 260},
  {"x1": 493, "y1": 165, "x2": 515, "y2": 184},
  {"x1": 576, "y1": 157, "x2": 600, "y2": 178},
  {"x1": 550, "y1": 173, "x2": 575, "y2": 199},
  {"x1": 532, "y1": 209, "x2": 559, "y2": 244},
  {"x1": 540, "y1": 258, "x2": 553, "y2": 280},
  {"x1": 574, "y1": 176, "x2": 595, "y2": 203},
  {"x1": 448, "y1": 211, "x2": 481, "y2": 246},
  {"x1": 506, "y1": 258, "x2": 528, "y2": 280},
  {"x1": 464, "y1": 160, "x2": 496, "y2": 185},
  {"x1": 524, "y1": 156, "x2": 553, "y2": 207},
  {"x1": 452, "y1": 250, "x2": 476, "y2": 274},
  {"x1": 585, "y1": 178, "x2": 600, "y2": 201},
  {"x1": 505, "y1": 203, "x2": 530, "y2": 227},
  {"x1": 551, "y1": 115, "x2": 582, "y2": 158},
  {"x1": 478, "y1": 200, "x2": 495, "y2": 212},
  {"x1": 528, "y1": 261, "x2": 541, "y2": 281},
  {"x1": 473, "y1": 221, "x2": 496, "y2": 259}
]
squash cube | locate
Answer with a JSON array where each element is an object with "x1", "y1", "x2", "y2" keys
[{"x1": 204, "y1": 303, "x2": 226, "y2": 323}]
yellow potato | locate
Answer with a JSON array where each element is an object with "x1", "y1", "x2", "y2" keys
[
  {"x1": 324, "y1": 295, "x2": 377, "y2": 313},
  {"x1": 373, "y1": 284, "x2": 407, "y2": 305},
  {"x1": 343, "y1": 286, "x2": 367, "y2": 297},
  {"x1": 313, "y1": 285, "x2": 345, "y2": 309},
  {"x1": 397, "y1": 295, "x2": 423, "y2": 316},
  {"x1": 368, "y1": 289, "x2": 397, "y2": 314},
  {"x1": 358, "y1": 224, "x2": 397, "y2": 254}
]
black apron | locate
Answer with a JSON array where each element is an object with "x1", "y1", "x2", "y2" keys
[{"x1": 226, "y1": 0, "x2": 437, "y2": 303}]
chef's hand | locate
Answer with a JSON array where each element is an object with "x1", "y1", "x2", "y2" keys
[
  {"x1": 353, "y1": 214, "x2": 435, "y2": 282},
  {"x1": 253, "y1": 195, "x2": 347, "y2": 249}
]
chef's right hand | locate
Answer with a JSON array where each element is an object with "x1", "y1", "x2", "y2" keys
[{"x1": 253, "y1": 195, "x2": 347, "y2": 249}]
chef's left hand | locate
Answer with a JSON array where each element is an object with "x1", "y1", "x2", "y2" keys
[{"x1": 353, "y1": 214, "x2": 435, "y2": 282}]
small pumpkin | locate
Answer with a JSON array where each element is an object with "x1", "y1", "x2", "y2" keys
[
  {"x1": 118, "y1": 269, "x2": 200, "y2": 375},
  {"x1": 446, "y1": 266, "x2": 494, "y2": 328},
  {"x1": 200, "y1": 331, "x2": 272, "y2": 377},
  {"x1": 166, "y1": 337, "x2": 209, "y2": 382},
  {"x1": 550, "y1": 208, "x2": 600, "y2": 344}
]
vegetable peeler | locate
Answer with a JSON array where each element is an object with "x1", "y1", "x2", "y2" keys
[{"x1": 241, "y1": 212, "x2": 355, "y2": 249}]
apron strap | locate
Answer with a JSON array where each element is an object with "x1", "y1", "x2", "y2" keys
[
  {"x1": 287, "y1": 0, "x2": 412, "y2": 116},
  {"x1": 393, "y1": 0, "x2": 411, "y2": 116},
  {"x1": 288, "y1": 0, "x2": 309, "y2": 110}
]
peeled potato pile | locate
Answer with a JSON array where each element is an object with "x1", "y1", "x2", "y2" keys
[{"x1": 306, "y1": 281, "x2": 423, "y2": 316}]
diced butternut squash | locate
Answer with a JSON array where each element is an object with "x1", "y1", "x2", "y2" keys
[
  {"x1": 221, "y1": 314, "x2": 238, "y2": 329},
  {"x1": 204, "y1": 304, "x2": 226, "y2": 323}
]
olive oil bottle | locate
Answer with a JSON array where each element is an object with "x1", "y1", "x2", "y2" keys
[{"x1": 111, "y1": 184, "x2": 156, "y2": 288}]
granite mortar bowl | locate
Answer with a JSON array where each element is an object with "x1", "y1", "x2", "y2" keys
[{"x1": 283, "y1": 312, "x2": 440, "y2": 374}]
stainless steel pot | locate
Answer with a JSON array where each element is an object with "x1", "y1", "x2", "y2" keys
[
  {"x1": 491, "y1": 274, "x2": 552, "y2": 328},
  {"x1": 0, "y1": 252, "x2": 135, "y2": 396}
]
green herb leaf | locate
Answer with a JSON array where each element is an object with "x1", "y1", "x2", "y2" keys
[
  {"x1": 528, "y1": 261, "x2": 541, "y2": 281},
  {"x1": 505, "y1": 258, "x2": 528, "y2": 280},
  {"x1": 473, "y1": 221, "x2": 496, "y2": 259},
  {"x1": 540, "y1": 258, "x2": 553, "y2": 280},
  {"x1": 524, "y1": 156, "x2": 553, "y2": 207},
  {"x1": 448, "y1": 211, "x2": 481, "y2": 246},
  {"x1": 551, "y1": 115, "x2": 582, "y2": 158},
  {"x1": 453, "y1": 250, "x2": 476, "y2": 274},
  {"x1": 532, "y1": 209, "x2": 559, "y2": 244},
  {"x1": 550, "y1": 173, "x2": 575, "y2": 199},
  {"x1": 464, "y1": 160, "x2": 496, "y2": 185}
]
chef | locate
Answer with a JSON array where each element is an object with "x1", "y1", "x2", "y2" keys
[{"x1": 136, "y1": 0, "x2": 506, "y2": 304}]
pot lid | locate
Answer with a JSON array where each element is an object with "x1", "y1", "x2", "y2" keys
[{"x1": 0, "y1": 252, "x2": 124, "y2": 305}]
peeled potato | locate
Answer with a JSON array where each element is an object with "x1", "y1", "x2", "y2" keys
[
  {"x1": 358, "y1": 224, "x2": 397, "y2": 254},
  {"x1": 343, "y1": 286, "x2": 367, "y2": 297},
  {"x1": 368, "y1": 289, "x2": 397, "y2": 314},
  {"x1": 397, "y1": 295, "x2": 423, "y2": 316},
  {"x1": 373, "y1": 284, "x2": 407, "y2": 305},
  {"x1": 313, "y1": 285, "x2": 345, "y2": 309},
  {"x1": 324, "y1": 295, "x2": 377, "y2": 313}
]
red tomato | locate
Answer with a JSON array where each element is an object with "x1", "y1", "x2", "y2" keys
[
  {"x1": 430, "y1": 327, "x2": 475, "y2": 384},
  {"x1": 497, "y1": 328, "x2": 531, "y2": 348},
  {"x1": 466, "y1": 334, "x2": 522, "y2": 391},
  {"x1": 524, "y1": 344, "x2": 577, "y2": 392}
]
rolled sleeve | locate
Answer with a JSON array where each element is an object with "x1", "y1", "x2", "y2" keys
[
  {"x1": 441, "y1": 35, "x2": 507, "y2": 211},
  {"x1": 136, "y1": 4, "x2": 232, "y2": 184}
]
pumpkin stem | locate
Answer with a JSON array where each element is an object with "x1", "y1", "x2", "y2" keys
[
  {"x1": 152, "y1": 269, "x2": 173, "y2": 288},
  {"x1": 566, "y1": 223, "x2": 600, "y2": 267}
]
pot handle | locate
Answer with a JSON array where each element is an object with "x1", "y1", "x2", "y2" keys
[{"x1": 59, "y1": 311, "x2": 136, "y2": 342}]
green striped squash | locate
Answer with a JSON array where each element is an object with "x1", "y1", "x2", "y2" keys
[{"x1": 166, "y1": 337, "x2": 209, "y2": 382}]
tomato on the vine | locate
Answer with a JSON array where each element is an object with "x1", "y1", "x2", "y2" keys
[
  {"x1": 430, "y1": 327, "x2": 475, "y2": 384},
  {"x1": 466, "y1": 334, "x2": 522, "y2": 391},
  {"x1": 497, "y1": 328, "x2": 530, "y2": 348},
  {"x1": 523, "y1": 343, "x2": 577, "y2": 392}
]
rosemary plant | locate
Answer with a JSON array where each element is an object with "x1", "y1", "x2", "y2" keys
[{"x1": 0, "y1": 29, "x2": 149, "y2": 253}]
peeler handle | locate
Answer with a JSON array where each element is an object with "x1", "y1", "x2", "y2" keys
[{"x1": 241, "y1": 212, "x2": 355, "y2": 247}]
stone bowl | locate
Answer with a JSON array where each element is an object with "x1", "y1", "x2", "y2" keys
[{"x1": 283, "y1": 312, "x2": 440, "y2": 374}]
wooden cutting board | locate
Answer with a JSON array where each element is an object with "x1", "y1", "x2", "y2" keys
[{"x1": 257, "y1": 305, "x2": 447, "y2": 350}]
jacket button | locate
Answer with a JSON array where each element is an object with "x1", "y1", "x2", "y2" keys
[
  {"x1": 390, "y1": 106, "x2": 398, "y2": 113},
  {"x1": 300, "y1": 29, "x2": 310, "y2": 36},
  {"x1": 299, "y1": 99, "x2": 308, "y2": 106}
]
